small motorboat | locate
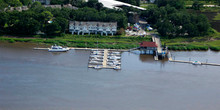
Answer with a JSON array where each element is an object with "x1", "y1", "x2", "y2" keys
[
  {"x1": 108, "y1": 56, "x2": 121, "y2": 60},
  {"x1": 192, "y1": 61, "x2": 202, "y2": 65},
  {"x1": 48, "y1": 45, "x2": 69, "y2": 52},
  {"x1": 114, "y1": 66, "x2": 121, "y2": 70},
  {"x1": 94, "y1": 65, "x2": 102, "y2": 69}
]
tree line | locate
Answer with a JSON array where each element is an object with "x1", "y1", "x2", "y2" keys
[
  {"x1": 141, "y1": 0, "x2": 211, "y2": 38},
  {"x1": 0, "y1": 1, "x2": 128, "y2": 36},
  {"x1": 0, "y1": 0, "x2": 32, "y2": 7}
]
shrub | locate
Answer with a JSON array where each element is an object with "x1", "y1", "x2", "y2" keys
[
  {"x1": 8, "y1": 39, "x2": 15, "y2": 43},
  {"x1": 210, "y1": 46, "x2": 220, "y2": 51}
]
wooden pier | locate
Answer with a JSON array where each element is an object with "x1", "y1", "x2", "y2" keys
[
  {"x1": 168, "y1": 53, "x2": 220, "y2": 66},
  {"x1": 33, "y1": 48, "x2": 49, "y2": 50},
  {"x1": 34, "y1": 46, "x2": 220, "y2": 67},
  {"x1": 34, "y1": 47, "x2": 128, "y2": 52},
  {"x1": 151, "y1": 34, "x2": 167, "y2": 60}
]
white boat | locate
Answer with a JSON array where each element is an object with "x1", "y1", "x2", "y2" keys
[
  {"x1": 94, "y1": 65, "x2": 102, "y2": 69},
  {"x1": 92, "y1": 51, "x2": 103, "y2": 54},
  {"x1": 192, "y1": 61, "x2": 202, "y2": 65},
  {"x1": 114, "y1": 66, "x2": 121, "y2": 70},
  {"x1": 90, "y1": 55, "x2": 103, "y2": 58},
  {"x1": 48, "y1": 45, "x2": 69, "y2": 52},
  {"x1": 108, "y1": 56, "x2": 121, "y2": 60}
]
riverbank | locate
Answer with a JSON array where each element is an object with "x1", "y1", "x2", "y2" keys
[
  {"x1": 0, "y1": 34, "x2": 151, "y2": 49},
  {"x1": 1, "y1": 32, "x2": 220, "y2": 51},
  {"x1": 161, "y1": 32, "x2": 220, "y2": 51}
]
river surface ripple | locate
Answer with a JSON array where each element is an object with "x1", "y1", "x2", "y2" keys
[{"x1": 0, "y1": 42, "x2": 220, "y2": 110}]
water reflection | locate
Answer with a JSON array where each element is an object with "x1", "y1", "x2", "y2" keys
[{"x1": 139, "y1": 54, "x2": 155, "y2": 62}]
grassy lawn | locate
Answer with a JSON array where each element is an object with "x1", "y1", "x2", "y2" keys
[
  {"x1": 1, "y1": 32, "x2": 220, "y2": 51},
  {"x1": 213, "y1": 13, "x2": 220, "y2": 20},
  {"x1": 201, "y1": 7, "x2": 220, "y2": 12},
  {"x1": 0, "y1": 34, "x2": 151, "y2": 49},
  {"x1": 161, "y1": 32, "x2": 220, "y2": 51}
]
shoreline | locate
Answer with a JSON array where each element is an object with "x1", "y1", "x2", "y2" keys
[{"x1": 0, "y1": 35, "x2": 220, "y2": 51}]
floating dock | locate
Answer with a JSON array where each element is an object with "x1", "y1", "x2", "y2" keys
[
  {"x1": 34, "y1": 47, "x2": 123, "y2": 70},
  {"x1": 33, "y1": 48, "x2": 49, "y2": 50},
  {"x1": 34, "y1": 47, "x2": 127, "y2": 52},
  {"x1": 88, "y1": 49, "x2": 121, "y2": 70},
  {"x1": 34, "y1": 47, "x2": 220, "y2": 67},
  {"x1": 168, "y1": 53, "x2": 220, "y2": 66}
]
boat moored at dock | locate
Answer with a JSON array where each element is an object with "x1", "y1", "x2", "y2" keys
[
  {"x1": 192, "y1": 61, "x2": 202, "y2": 65},
  {"x1": 48, "y1": 45, "x2": 69, "y2": 52}
]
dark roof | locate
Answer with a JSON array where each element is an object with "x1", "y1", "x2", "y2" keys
[{"x1": 139, "y1": 41, "x2": 157, "y2": 47}]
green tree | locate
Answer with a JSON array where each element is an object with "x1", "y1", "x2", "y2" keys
[
  {"x1": 13, "y1": 18, "x2": 40, "y2": 35},
  {"x1": 51, "y1": 0, "x2": 65, "y2": 4},
  {"x1": 20, "y1": 0, "x2": 32, "y2": 6},
  {"x1": 156, "y1": 19, "x2": 174, "y2": 37},
  {"x1": 5, "y1": 11, "x2": 41, "y2": 35},
  {"x1": 30, "y1": 1, "x2": 45, "y2": 13},
  {"x1": 0, "y1": 0, "x2": 8, "y2": 11},
  {"x1": 196, "y1": 14, "x2": 210, "y2": 35},
  {"x1": 183, "y1": 23, "x2": 199, "y2": 37},
  {"x1": 70, "y1": 0, "x2": 84, "y2": 7},
  {"x1": 87, "y1": 0, "x2": 98, "y2": 7},
  {"x1": 41, "y1": 11, "x2": 53, "y2": 23},
  {"x1": 54, "y1": 17, "x2": 68, "y2": 33},
  {"x1": 0, "y1": 12, "x2": 8, "y2": 33},
  {"x1": 44, "y1": 22, "x2": 61, "y2": 36},
  {"x1": 141, "y1": 6, "x2": 161, "y2": 25},
  {"x1": 96, "y1": 2, "x2": 103, "y2": 11},
  {"x1": 156, "y1": 0, "x2": 185, "y2": 9},
  {"x1": 60, "y1": 8, "x2": 72, "y2": 19},
  {"x1": 31, "y1": 1, "x2": 41, "y2": 8},
  {"x1": 4, "y1": 0, "x2": 22, "y2": 7},
  {"x1": 192, "y1": 1, "x2": 203, "y2": 10}
]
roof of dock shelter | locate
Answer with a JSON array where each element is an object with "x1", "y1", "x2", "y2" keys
[
  {"x1": 140, "y1": 41, "x2": 157, "y2": 47},
  {"x1": 98, "y1": 0, "x2": 146, "y2": 10}
]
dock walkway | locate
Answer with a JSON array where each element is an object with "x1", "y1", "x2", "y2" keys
[
  {"x1": 168, "y1": 53, "x2": 220, "y2": 66},
  {"x1": 152, "y1": 34, "x2": 162, "y2": 54},
  {"x1": 102, "y1": 49, "x2": 108, "y2": 67},
  {"x1": 34, "y1": 47, "x2": 128, "y2": 52},
  {"x1": 151, "y1": 34, "x2": 165, "y2": 60}
]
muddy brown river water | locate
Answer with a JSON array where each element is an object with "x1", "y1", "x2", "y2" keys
[{"x1": 0, "y1": 42, "x2": 220, "y2": 110}]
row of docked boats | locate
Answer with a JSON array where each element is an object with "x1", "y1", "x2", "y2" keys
[
  {"x1": 106, "y1": 51, "x2": 121, "y2": 69},
  {"x1": 89, "y1": 50, "x2": 105, "y2": 69},
  {"x1": 88, "y1": 49, "x2": 121, "y2": 70}
]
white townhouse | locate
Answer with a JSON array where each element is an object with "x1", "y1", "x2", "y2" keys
[{"x1": 69, "y1": 21, "x2": 117, "y2": 36}]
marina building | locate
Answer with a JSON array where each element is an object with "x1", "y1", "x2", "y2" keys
[
  {"x1": 139, "y1": 41, "x2": 158, "y2": 54},
  {"x1": 69, "y1": 21, "x2": 117, "y2": 36}
]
